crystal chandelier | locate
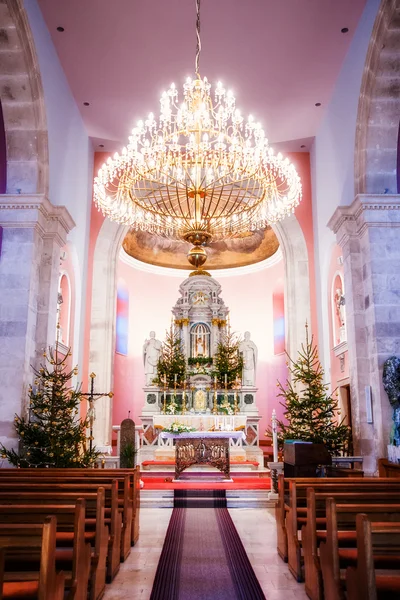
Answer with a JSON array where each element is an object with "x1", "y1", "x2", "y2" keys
[{"x1": 94, "y1": 0, "x2": 302, "y2": 270}]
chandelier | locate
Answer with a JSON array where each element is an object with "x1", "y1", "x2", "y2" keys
[{"x1": 94, "y1": 0, "x2": 302, "y2": 270}]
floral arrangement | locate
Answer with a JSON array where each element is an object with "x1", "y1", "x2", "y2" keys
[
  {"x1": 162, "y1": 422, "x2": 197, "y2": 434},
  {"x1": 219, "y1": 395, "x2": 233, "y2": 415},
  {"x1": 166, "y1": 396, "x2": 178, "y2": 415}
]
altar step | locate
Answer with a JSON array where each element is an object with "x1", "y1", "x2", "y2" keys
[
  {"x1": 140, "y1": 489, "x2": 275, "y2": 509},
  {"x1": 141, "y1": 469, "x2": 270, "y2": 481},
  {"x1": 141, "y1": 460, "x2": 269, "y2": 476}
]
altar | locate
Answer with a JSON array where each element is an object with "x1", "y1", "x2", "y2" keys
[
  {"x1": 139, "y1": 271, "x2": 263, "y2": 468},
  {"x1": 160, "y1": 431, "x2": 246, "y2": 480}
]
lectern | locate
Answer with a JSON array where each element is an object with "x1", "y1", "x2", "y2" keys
[{"x1": 283, "y1": 441, "x2": 331, "y2": 477}]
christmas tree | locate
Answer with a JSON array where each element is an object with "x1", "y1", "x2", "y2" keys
[
  {"x1": 214, "y1": 329, "x2": 243, "y2": 388},
  {"x1": 274, "y1": 324, "x2": 350, "y2": 456},
  {"x1": 156, "y1": 325, "x2": 187, "y2": 388},
  {"x1": 0, "y1": 347, "x2": 100, "y2": 468}
]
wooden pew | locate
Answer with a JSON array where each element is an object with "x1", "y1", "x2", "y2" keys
[
  {"x1": 0, "y1": 467, "x2": 140, "y2": 547},
  {"x1": 302, "y1": 488, "x2": 400, "y2": 600},
  {"x1": 0, "y1": 487, "x2": 120, "y2": 584},
  {"x1": 277, "y1": 475, "x2": 400, "y2": 572},
  {"x1": 346, "y1": 514, "x2": 400, "y2": 600},
  {"x1": 319, "y1": 499, "x2": 400, "y2": 600},
  {"x1": 0, "y1": 517, "x2": 66, "y2": 600},
  {"x1": 378, "y1": 458, "x2": 400, "y2": 479},
  {"x1": 0, "y1": 476, "x2": 131, "y2": 562},
  {"x1": 0, "y1": 498, "x2": 106, "y2": 600}
]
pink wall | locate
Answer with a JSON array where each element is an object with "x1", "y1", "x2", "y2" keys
[{"x1": 113, "y1": 258, "x2": 287, "y2": 441}]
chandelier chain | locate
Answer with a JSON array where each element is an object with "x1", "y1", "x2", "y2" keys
[{"x1": 195, "y1": 0, "x2": 201, "y2": 77}]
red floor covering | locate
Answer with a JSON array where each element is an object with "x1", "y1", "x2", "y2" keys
[{"x1": 141, "y1": 476, "x2": 271, "y2": 490}]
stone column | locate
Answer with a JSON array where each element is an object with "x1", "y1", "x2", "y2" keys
[
  {"x1": 0, "y1": 194, "x2": 75, "y2": 450},
  {"x1": 328, "y1": 195, "x2": 400, "y2": 474}
]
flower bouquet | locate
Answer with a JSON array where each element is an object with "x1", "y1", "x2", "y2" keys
[
  {"x1": 219, "y1": 395, "x2": 233, "y2": 415},
  {"x1": 166, "y1": 396, "x2": 178, "y2": 415},
  {"x1": 162, "y1": 422, "x2": 197, "y2": 434}
]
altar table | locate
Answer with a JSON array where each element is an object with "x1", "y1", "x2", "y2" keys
[
  {"x1": 153, "y1": 414, "x2": 247, "y2": 431},
  {"x1": 160, "y1": 431, "x2": 246, "y2": 480}
]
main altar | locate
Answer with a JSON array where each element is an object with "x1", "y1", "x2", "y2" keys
[{"x1": 140, "y1": 272, "x2": 263, "y2": 468}]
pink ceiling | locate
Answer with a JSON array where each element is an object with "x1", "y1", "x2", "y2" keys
[{"x1": 37, "y1": 0, "x2": 366, "y2": 152}]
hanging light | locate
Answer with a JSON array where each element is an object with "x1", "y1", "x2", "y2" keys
[{"x1": 93, "y1": 0, "x2": 302, "y2": 270}]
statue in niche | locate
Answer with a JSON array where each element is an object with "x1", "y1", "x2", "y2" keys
[
  {"x1": 196, "y1": 335, "x2": 205, "y2": 357},
  {"x1": 143, "y1": 331, "x2": 162, "y2": 386},
  {"x1": 239, "y1": 331, "x2": 258, "y2": 387},
  {"x1": 335, "y1": 288, "x2": 346, "y2": 328}
]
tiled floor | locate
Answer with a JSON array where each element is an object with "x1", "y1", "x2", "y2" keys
[{"x1": 103, "y1": 507, "x2": 308, "y2": 600}]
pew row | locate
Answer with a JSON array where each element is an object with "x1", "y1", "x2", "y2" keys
[
  {"x1": 0, "y1": 487, "x2": 120, "y2": 585},
  {"x1": 0, "y1": 466, "x2": 140, "y2": 547},
  {"x1": 346, "y1": 514, "x2": 400, "y2": 600},
  {"x1": 0, "y1": 517, "x2": 67, "y2": 600}
]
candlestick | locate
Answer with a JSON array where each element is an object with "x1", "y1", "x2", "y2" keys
[
  {"x1": 272, "y1": 409, "x2": 278, "y2": 462},
  {"x1": 182, "y1": 380, "x2": 186, "y2": 415},
  {"x1": 163, "y1": 374, "x2": 167, "y2": 414},
  {"x1": 212, "y1": 375, "x2": 218, "y2": 414}
]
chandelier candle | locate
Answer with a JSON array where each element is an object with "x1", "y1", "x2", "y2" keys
[{"x1": 93, "y1": 0, "x2": 302, "y2": 271}]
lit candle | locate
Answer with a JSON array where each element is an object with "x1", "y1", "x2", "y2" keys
[
  {"x1": 224, "y1": 374, "x2": 227, "y2": 387},
  {"x1": 174, "y1": 373, "x2": 177, "y2": 384}
]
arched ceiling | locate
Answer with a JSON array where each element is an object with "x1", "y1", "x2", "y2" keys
[{"x1": 37, "y1": 0, "x2": 366, "y2": 153}]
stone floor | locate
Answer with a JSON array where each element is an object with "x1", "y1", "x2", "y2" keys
[{"x1": 103, "y1": 507, "x2": 308, "y2": 600}]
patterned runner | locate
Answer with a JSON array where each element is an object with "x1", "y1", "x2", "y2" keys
[{"x1": 150, "y1": 490, "x2": 266, "y2": 600}]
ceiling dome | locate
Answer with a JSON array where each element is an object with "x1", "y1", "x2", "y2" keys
[{"x1": 122, "y1": 227, "x2": 279, "y2": 270}]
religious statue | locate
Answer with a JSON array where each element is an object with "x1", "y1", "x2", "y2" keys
[
  {"x1": 334, "y1": 288, "x2": 346, "y2": 328},
  {"x1": 196, "y1": 335, "x2": 205, "y2": 357},
  {"x1": 143, "y1": 331, "x2": 162, "y2": 386},
  {"x1": 239, "y1": 331, "x2": 258, "y2": 387}
]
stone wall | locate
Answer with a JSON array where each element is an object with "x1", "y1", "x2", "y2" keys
[
  {"x1": 329, "y1": 195, "x2": 400, "y2": 473},
  {"x1": 0, "y1": 195, "x2": 74, "y2": 450}
]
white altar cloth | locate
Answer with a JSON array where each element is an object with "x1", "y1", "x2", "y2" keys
[
  {"x1": 153, "y1": 415, "x2": 247, "y2": 431},
  {"x1": 160, "y1": 431, "x2": 246, "y2": 441}
]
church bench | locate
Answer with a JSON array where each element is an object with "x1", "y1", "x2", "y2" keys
[
  {"x1": 346, "y1": 514, "x2": 400, "y2": 600},
  {"x1": 0, "y1": 517, "x2": 66, "y2": 600},
  {"x1": 287, "y1": 489, "x2": 400, "y2": 584},
  {"x1": 276, "y1": 475, "x2": 400, "y2": 564},
  {"x1": 302, "y1": 488, "x2": 400, "y2": 600},
  {"x1": 0, "y1": 496, "x2": 106, "y2": 600},
  {"x1": 319, "y1": 499, "x2": 400, "y2": 600},
  {"x1": 0, "y1": 487, "x2": 120, "y2": 584},
  {"x1": 0, "y1": 475, "x2": 132, "y2": 561},
  {"x1": 0, "y1": 467, "x2": 141, "y2": 547}
]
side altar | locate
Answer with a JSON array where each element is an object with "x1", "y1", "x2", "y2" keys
[{"x1": 139, "y1": 272, "x2": 263, "y2": 468}]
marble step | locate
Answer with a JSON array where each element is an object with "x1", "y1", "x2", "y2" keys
[{"x1": 140, "y1": 489, "x2": 275, "y2": 509}]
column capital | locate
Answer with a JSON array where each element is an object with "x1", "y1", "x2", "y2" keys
[
  {"x1": 328, "y1": 194, "x2": 400, "y2": 246},
  {"x1": 0, "y1": 194, "x2": 75, "y2": 246}
]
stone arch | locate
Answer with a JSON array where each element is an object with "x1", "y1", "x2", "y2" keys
[
  {"x1": 0, "y1": 0, "x2": 48, "y2": 194},
  {"x1": 355, "y1": 0, "x2": 400, "y2": 195},
  {"x1": 88, "y1": 215, "x2": 311, "y2": 449}
]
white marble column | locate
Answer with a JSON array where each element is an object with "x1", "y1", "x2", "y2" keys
[
  {"x1": 0, "y1": 195, "x2": 74, "y2": 450},
  {"x1": 329, "y1": 195, "x2": 400, "y2": 474}
]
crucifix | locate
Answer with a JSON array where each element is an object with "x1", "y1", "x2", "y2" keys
[{"x1": 80, "y1": 372, "x2": 114, "y2": 452}]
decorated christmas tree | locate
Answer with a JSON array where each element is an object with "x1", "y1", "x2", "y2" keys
[
  {"x1": 0, "y1": 347, "x2": 100, "y2": 468},
  {"x1": 214, "y1": 329, "x2": 243, "y2": 388},
  {"x1": 157, "y1": 325, "x2": 186, "y2": 388},
  {"x1": 274, "y1": 324, "x2": 350, "y2": 456}
]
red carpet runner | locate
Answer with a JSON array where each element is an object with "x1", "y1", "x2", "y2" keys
[{"x1": 150, "y1": 490, "x2": 266, "y2": 600}]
